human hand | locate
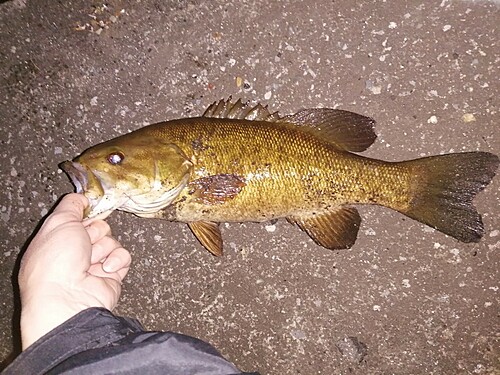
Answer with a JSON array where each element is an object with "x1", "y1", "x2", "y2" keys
[{"x1": 18, "y1": 193, "x2": 131, "y2": 349}]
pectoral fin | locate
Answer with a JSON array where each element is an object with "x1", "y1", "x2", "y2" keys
[
  {"x1": 188, "y1": 221, "x2": 223, "y2": 256},
  {"x1": 188, "y1": 174, "x2": 246, "y2": 205},
  {"x1": 288, "y1": 207, "x2": 361, "y2": 250}
]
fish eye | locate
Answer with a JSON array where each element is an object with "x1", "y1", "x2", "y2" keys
[{"x1": 107, "y1": 151, "x2": 125, "y2": 165}]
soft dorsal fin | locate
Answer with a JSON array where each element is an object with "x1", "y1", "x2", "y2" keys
[
  {"x1": 279, "y1": 109, "x2": 377, "y2": 152},
  {"x1": 203, "y1": 97, "x2": 280, "y2": 122}
]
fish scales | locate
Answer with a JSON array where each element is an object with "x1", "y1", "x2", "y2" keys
[
  {"x1": 60, "y1": 98, "x2": 499, "y2": 255},
  {"x1": 141, "y1": 117, "x2": 412, "y2": 223}
]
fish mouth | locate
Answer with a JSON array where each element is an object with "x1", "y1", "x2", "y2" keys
[
  {"x1": 59, "y1": 161, "x2": 89, "y2": 193},
  {"x1": 59, "y1": 160, "x2": 107, "y2": 217},
  {"x1": 59, "y1": 160, "x2": 189, "y2": 219}
]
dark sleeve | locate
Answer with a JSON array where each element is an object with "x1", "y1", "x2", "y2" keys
[{"x1": 3, "y1": 307, "x2": 259, "y2": 375}]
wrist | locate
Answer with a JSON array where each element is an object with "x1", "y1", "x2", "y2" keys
[{"x1": 20, "y1": 290, "x2": 95, "y2": 350}]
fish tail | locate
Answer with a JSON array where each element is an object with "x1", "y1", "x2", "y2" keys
[{"x1": 399, "y1": 152, "x2": 498, "y2": 242}]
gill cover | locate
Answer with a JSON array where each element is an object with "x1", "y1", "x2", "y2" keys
[{"x1": 122, "y1": 143, "x2": 193, "y2": 217}]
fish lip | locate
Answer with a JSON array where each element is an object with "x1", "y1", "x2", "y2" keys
[
  {"x1": 60, "y1": 161, "x2": 107, "y2": 218},
  {"x1": 59, "y1": 161, "x2": 88, "y2": 193}
]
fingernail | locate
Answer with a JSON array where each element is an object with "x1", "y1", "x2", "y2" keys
[{"x1": 103, "y1": 258, "x2": 117, "y2": 272}]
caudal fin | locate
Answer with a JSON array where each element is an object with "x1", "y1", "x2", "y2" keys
[{"x1": 401, "y1": 152, "x2": 498, "y2": 242}]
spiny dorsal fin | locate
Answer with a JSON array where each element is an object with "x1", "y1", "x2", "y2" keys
[
  {"x1": 287, "y1": 206, "x2": 361, "y2": 250},
  {"x1": 203, "y1": 97, "x2": 280, "y2": 122},
  {"x1": 279, "y1": 108, "x2": 377, "y2": 152}
]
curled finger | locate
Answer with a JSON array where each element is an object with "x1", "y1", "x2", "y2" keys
[
  {"x1": 103, "y1": 247, "x2": 132, "y2": 276},
  {"x1": 85, "y1": 220, "x2": 112, "y2": 245},
  {"x1": 90, "y1": 235, "x2": 122, "y2": 264}
]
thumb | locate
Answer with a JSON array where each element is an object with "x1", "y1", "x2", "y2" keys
[
  {"x1": 52, "y1": 193, "x2": 89, "y2": 220},
  {"x1": 42, "y1": 194, "x2": 89, "y2": 231}
]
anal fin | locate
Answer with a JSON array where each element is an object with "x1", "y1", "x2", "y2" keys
[
  {"x1": 188, "y1": 221, "x2": 223, "y2": 256},
  {"x1": 288, "y1": 207, "x2": 361, "y2": 250}
]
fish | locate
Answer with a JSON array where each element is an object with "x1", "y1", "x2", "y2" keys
[{"x1": 60, "y1": 98, "x2": 499, "y2": 256}]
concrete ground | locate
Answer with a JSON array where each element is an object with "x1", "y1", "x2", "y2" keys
[{"x1": 1, "y1": 0, "x2": 498, "y2": 373}]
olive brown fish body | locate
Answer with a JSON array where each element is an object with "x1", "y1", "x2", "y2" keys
[
  {"x1": 60, "y1": 99, "x2": 499, "y2": 255},
  {"x1": 142, "y1": 117, "x2": 412, "y2": 222}
]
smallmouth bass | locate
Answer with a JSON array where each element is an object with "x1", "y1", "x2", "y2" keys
[{"x1": 60, "y1": 98, "x2": 499, "y2": 255}]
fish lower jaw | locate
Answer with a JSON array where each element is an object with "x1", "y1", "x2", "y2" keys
[
  {"x1": 85, "y1": 194, "x2": 128, "y2": 218},
  {"x1": 85, "y1": 191, "x2": 176, "y2": 218},
  {"x1": 120, "y1": 193, "x2": 178, "y2": 217},
  {"x1": 120, "y1": 181, "x2": 188, "y2": 217},
  {"x1": 73, "y1": 179, "x2": 84, "y2": 194}
]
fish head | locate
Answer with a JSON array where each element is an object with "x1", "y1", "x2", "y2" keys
[{"x1": 60, "y1": 135, "x2": 193, "y2": 218}]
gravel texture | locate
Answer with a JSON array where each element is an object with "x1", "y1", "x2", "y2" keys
[{"x1": 0, "y1": 0, "x2": 498, "y2": 373}]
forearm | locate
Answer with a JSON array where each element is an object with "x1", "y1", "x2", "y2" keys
[
  {"x1": 5, "y1": 308, "x2": 257, "y2": 375},
  {"x1": 5, "y1": 308, "x2": 141, "y2": 375}
]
